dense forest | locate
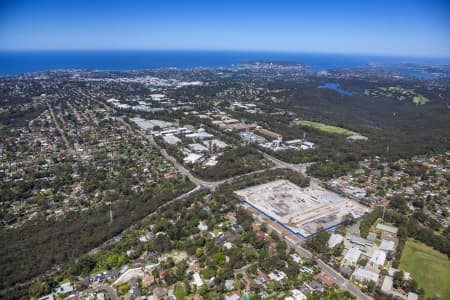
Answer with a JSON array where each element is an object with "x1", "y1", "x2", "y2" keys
[
  {"x1": 192, "y1": 146, "x2": 269, "y2": 180},
  {"x1": 0, "y1": 177, "x2": 194, "y2": 292},
  {"x1": 7, "y1": 169, "x2": 309, "y2": 299},
  {"x1": 288, "y1": 82, "x2": 450, "y2": 158},
  {"x1": 230, "y1": 79, "x2": 450, "y2": 180}
]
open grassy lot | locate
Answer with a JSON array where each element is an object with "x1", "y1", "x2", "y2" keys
[
  {"x1": 294, "y1": 120, "x2": 357, "y2": 136},
  {"x1": 399, "y1": 239, "x2": 450, "y2": 299},
  {"x1": 364, "y1": 86, "x2": 430, "y2": 105},
  {"x1": 412, "y1": 95, "x2": 430, "y2": 105}
]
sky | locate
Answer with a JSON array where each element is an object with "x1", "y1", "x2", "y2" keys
[{"x1": 0, "y1": 0, "x2": 449, "y2": 57}]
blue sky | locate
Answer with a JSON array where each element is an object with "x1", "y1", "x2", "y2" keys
[{"x1": 0, "y1": 0, "x2": 449, "y2": 57}]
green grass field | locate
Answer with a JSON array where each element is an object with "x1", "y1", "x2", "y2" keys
[
  {"x1": 412, "y1": 95, "x2": 430, "y2": 105},
  {"x1": 399, "y1": 239, "x2": 450, "y2": 299},
  {"x1": 364, "y1": 86, "x2": 430, "y2": 105},
  {"x1": 294, "y1": 120, "x2": 357, "y2": 136}
]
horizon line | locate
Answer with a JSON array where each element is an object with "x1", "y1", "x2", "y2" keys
[{"x1": 1, "y1": 48, "x2": 449, "y2": 60}]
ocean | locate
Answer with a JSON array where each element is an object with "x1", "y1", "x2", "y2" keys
[{"x1": 0, "y1": 50, "x2": 448, "y2": 76}]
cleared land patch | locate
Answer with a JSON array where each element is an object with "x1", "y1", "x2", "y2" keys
[
  {"x1": 412, "y1": 95, "x2": 429, "y2": 105},
  {"x1": 235, "y1": 179, "x2": 369, "y2": 238},
  {"x1": 364, "y1": 86, "x2": 430, "y2": 105},
  {"x1": 399, "y1": 239, "x2": 450, "y2": 299},
  {"x1": 294, "y1": 120, "x2": 358, "y2": 136}
]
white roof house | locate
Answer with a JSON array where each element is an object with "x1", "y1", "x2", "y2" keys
[
  {"x1": 269, "y1": 270, "x2": 287, "y2": 281},
  {"x1": 380, "y1": 240, "x2": 395, "y2": 252},
  {"x1": 370, "y1": 250, "x2": 387, "y2": 268},
  {"x1": 54, "y1": 282, "x2": 74, "y2": 294},
  {"x1": 290, "y1": 289, "x2": 307, "y2": 300},
  {"x1": 407, "y1": 292, "x2": 419, "y2": 300},
  {"x1": 290, "y1": 253, "x2": 302, "y2": 264},
  {"x1": 328, "y1": 233, "x2": 344, "y2": 248},
  {"x1": 342, "y1": 247, "x2": 362, "y2": 265},
  {"x1": 224, "y1": 295, "x2": 240, "y2": 300},
  {"x1": 97, "y1": 293, "x2": 105, "y2": 300},
  {"x1": 183, "y1": 153, "x2": 203, "y2": 164},
  {"x1": 224, "y1": 242, "x2": 233, "y2": 249},
  {"x1": 352, "y1": 268, "x2": 379, "y2": 283},
  {"x1": 301, "y1": 141, "x2": 315, "y2": 149},
  {"x1": 224, "y1": 279, "x2": 235, "y2": 291},
  {"x1": 381, "y1": 276, "x2": 393, "y2": 293},
  {"x1": 193, "y1": 272, "x2": 204, "y2": 288},
  {"x1": 197, "y1": 221, "x2": 208, "y2": 231},
  {"x1": 204, "y1": 157, "x2": 218, "y2": 167}
]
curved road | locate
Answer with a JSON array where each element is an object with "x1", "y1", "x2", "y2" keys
[{"x1": 76, "y1": 285, "x2": 118, "y2": 300}]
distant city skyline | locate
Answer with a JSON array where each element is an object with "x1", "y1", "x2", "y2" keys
[{"x1": 1, "y1": 0, "x2": 449, "y2": 57}]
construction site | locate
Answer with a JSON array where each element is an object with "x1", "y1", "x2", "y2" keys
[{"x1": 235, "y1": 179, "x2": 370, "y2": 238}]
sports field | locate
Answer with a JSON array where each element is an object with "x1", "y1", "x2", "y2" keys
[
  {"x1": 399, "y1": 239, "x2": 450, "y2": 299},
  {"x1": 294, "y1": 120, "x2": 357, "y2": 136},
  {"x1": 412, "y1": 95, "x2": 430, "y2": 105}
]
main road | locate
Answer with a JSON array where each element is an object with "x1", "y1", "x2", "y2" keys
[
  {"x1": 140, "y1": 130, "x2": 370, "y2": 299},
  {"x1": 270, "y1": 228, "x2": 372, "y2": 300},
  {"x1": 47, "y1": 101, "x2": 72, "y2": 151},
  {"x1": 261, "y1": 152, "x2": 312, "y2": 173},
  {"x1": 258, "y1": 152, "x2": 371, "y2": 299}
]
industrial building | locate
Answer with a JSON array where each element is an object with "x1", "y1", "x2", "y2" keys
[
  {"x1": 188, "y1": 143, "x2": 209, "y2": 153},
  {"x1": 240, "y1": 132, "x2": 267, "y2": 144},
  {"x1": 203, "y1": 139, "x2": 229, "y2": 150},
  {"x1": 235, "y1": 180, "x2": 369, "y2": 238},
  {"x1": 163, "y1": 134, "x2": 181, "y2": 145},
  {"x1": 256, "y1": 128, "x2": 282, "y2": 140},
  {"x1": 185, "y1": 128, "x2": 214, "y2": 140},
  {"x1": 352, "y1": 268, "x2": 379, "y2": 283}
]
